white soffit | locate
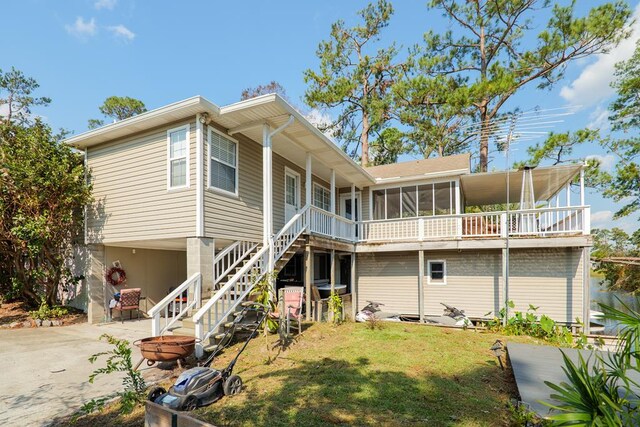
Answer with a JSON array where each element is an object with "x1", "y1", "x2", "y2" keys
[{"x1": 460, "y1": 164, "x2": 583, "y2": 206}]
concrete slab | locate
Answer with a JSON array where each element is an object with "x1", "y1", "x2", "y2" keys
[
  {"x1": 508, "y1": 342, "x2": 640, "y2": 418},
  {"x1": 0, "y1": 319, "x2": 175, "y2": 427}
]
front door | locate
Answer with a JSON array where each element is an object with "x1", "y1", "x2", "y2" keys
[
  {"x1": 340, "y1": 193, "x2": 361, "y2": 221},
  {"x1": 284, "y1": 168, "x2": 300, "y2": 223}
]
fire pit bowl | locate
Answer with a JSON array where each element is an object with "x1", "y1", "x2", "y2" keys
[{"x1": 133, "y1": 336, "x2": 197, "y2": 364}]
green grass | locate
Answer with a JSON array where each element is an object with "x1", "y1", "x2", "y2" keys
[
  {"x1": 192, "y1": 322, "x2": 531, "y2": 427},
  {"x1": 65, "y1": 322, "x2": 538, "y2": 427}
]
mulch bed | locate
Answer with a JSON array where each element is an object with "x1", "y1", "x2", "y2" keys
[{"x1": 0, "y1": 301, "x2": 86, "y2": 328}]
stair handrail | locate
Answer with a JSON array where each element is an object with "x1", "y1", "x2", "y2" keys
[
  {"x1": 192, "y1": 206, "x2": 310, "y2": 354},
  {"x1": 213, "y1": 240, "x2": 259, "y2": 288},
  {"x1": 149, "y1": 272, "x2": 201, "y2": 336}
]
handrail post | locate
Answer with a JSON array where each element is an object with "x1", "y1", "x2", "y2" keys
[
  {"x1": 583, "y1": 206, "x2": 590, "y2": 235},
  {"x1": 151, "y1": 314, "x2": 160, "y2": 337},
  {"x1": 456, "y1": 215, "x2": 462, "y2": 239},
  {"x1": 500, "y1": 213, "x2": 507, "y2": 238},
  {"x1": 195, "y1": 275, "x2": 201, "y2": 310},
  {"x1": 195, "y1": 321, "x2": 203, "y2": 358},
  {"x1": 418, "y1": 218, "x2": 425, "y2": 241}
]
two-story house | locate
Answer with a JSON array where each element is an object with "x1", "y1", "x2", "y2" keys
[{"x1": 65, "y1": 94, "x2": 592, "y2": 355}]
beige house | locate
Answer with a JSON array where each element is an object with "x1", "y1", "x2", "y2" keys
[{"x1": 65, "y1": 94, "x2": 592, "y2": 355}]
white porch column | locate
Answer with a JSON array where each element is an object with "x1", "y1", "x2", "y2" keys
[
  {"x1": 330, "y1": 249, "x2": 336, "y2": 295},
  {"x1": 418, "y1": 250, "x2": 425, "y2": 323},
  {"x1": 262, "y1": 123, "x2": 272, "y2": 249},
  {"x1": 566, "y1": 182, "x2": 571, "y2": 207},
  {"x1": 330, "y1": 169, "x2": 336, "y2": 238},
  {"x1": 351, "y1": 252, "x2": 357, "y2": 319},
  {"x1": 306, "y1": 152, "x2": 312, "y2": 208},
  {"x1": 195, "y1": 114, "x2": 204, "y2": 237},
  {"x1": 351, "y1": 183, "x2": 356, "y2": 241},
  {"x1": 579, "y1": 168, "x2": 585, "y2": 206}
]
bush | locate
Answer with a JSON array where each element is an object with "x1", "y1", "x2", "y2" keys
[{"x1": 29, "y1": 298, "x2": 68, "y2": 320}]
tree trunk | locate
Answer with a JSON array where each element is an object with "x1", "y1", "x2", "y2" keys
[
  {"x1": 361, "y1": 112, "x2": 370, "y2": 167},
  {"x1": 479, "y1": 109, "x2": 490, "y2": 172}
]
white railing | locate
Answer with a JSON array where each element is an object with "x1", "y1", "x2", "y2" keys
[
  {"x1": 308, "y1": 206, "x2": 355, "y2": 241},
  {"x1": 213, "y1": 240, "x2": 259, "y2": 289},
  {"x1": 192, "y1": 206, "x2": 309, "y2": 356},
  {"x1": 273, "y1": 206, "x2": 309, "y2": 261},
  {"x1": 356, "y1": 206, "x2": 588, "y2": 242},
  {"x1": 149, "y1": 272, "x2": 201, "y2": 336}
]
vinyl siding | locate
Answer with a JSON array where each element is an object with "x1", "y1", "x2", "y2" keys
[
  {"x1": 423, "y1": 250, "x2": 502, "y2": 318},
  {"x1": 362, "y1": 187, "x2": 371, "y2": 220},
  {"x1": 357, "y1": 251, "x2": 420, "y2": 314},
  {"x1": 87, "y1": 120, "x2": 196, "y2": 243},
  {"x1": 357, "y1": 248, "x2": 584, "y2": 323},
  {"x1": 508, "y1": 248, "x2": 583, "y2": 324},
  {"x1": 203, "y1": 126, "x2": 263, "y2": 242}
]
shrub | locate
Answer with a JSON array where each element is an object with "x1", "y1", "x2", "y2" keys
[{"x1": 29, "y1": 297, "x2": 68, "y2": 320}]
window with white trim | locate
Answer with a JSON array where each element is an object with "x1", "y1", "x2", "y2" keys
[
  {"x1": 167, "y1": 125, "x2": 189, "y2": 189},
  {"x1": 313, "y1": 183, "x2": 331, "y2": 212},
  {"x1": 427, "y1": 260, "x2": 446, "y2": 285},
  {"x1": 209, "y1": 128, "x2": 238, "y2": 194}
]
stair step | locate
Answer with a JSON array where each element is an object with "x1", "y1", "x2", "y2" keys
[
  {"x1": 214, "y1": 333, "x2": 227, "y2": 340},
  {"x1": 203, "y1": 344, "x2": 220, "y2": 353}
]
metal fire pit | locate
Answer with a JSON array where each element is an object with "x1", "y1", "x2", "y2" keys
[{"x1": 133, "y1": 336, "x2": 197, "y2": 369}]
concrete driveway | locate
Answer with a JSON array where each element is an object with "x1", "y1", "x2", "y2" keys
[{"x1": 0, "y1": 319, "x2": 171, "y2": 427}]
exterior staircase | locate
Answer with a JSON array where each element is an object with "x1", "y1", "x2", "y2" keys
[{"x1": 147, "y1": 205, "x2": 311, "y2": 357}]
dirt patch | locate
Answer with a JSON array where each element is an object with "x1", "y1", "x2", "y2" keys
[{"x1": 0, "y1": 301, "x2": 86, "y2": 327}]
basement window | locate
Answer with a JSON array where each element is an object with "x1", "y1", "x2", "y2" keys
[{"x1": 427, "y1": 260, "x2": 446, "y2": 285}]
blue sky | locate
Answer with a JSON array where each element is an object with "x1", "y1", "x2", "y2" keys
[{"x1": 1, "y1": 0, "x2": 639, "y2": 232}]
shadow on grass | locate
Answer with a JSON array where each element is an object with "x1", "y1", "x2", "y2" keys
[{"x1": 194, "y1": 355, "x2": 515, "y2": 427}]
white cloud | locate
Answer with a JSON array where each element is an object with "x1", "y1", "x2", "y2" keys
[
  {"x1": 560, "y1": 3, "x2": 640, "y2": 107},
  {"x1": 586, "y1": 105, "x2": 610, "y2": 130},
  {"x1": 65, "y1": 17, "x2": 97, "y2": 39},
  {"x1": 95, "y1": 0, "x2": 117, "y2": 10},
  {"x1": 305, "y1": 108, "x2": 338, "y2": 138},
  {"x1": 585, "y1": 153, "x2": 616, "y2": 172},
  {"x1": 591, "y1": 210, "x2": 614, "y2": 227},
  {"x1": 107, "y1": 25, "x2": 135, "y2": 42}
]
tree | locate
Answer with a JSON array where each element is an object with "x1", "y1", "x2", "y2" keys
[
  {"x1": 603, "y1": 39, "x2": 640, "y2": 219},
  {"x1": 240, "y1": 81, "x2": 288, "y2": 101},
  {"x1": 0, "y1": 67, "x2": 51, "y2": 125},
  {"x1": 304, "y1": 0, "x2": 403, "y2": 166},
  {"x1": 369, "y1": 127, "x2": 407, "y2": 165},
  {"x1": 591, "y1": 228, "x2": 640, "y2": 294},
  {"x1": 0, "y1": 119, "x2": 92, "y2": 306},
  {"x1": 88, "y1": 96, "x2": 147, "y2": 129},
  {"x1": 393, "y1": 73, "x2": 473, "y2": 159},
  {"x1": 418, "y1": 0, "x2": 631, "y2": 172}
]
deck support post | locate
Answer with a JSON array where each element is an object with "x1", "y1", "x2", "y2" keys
[
  {"x1": 502, "y1": 247, "x2": 509, "y2": 326},
  {"x1": 418, "y1": 250, "x2": 425, "y2": 323},
  {"x1": 305, "y1": 242, "x2": 312, "y2": 321},
  {"x1": 582, "y1": 246, "x2": 591, "y2": 334},
  {"x1": 351, "y1": 252, "x2": 357, "y2": 320},
  {"x1": 330, "y1": 249, "x2": 336, "y2": 294}
]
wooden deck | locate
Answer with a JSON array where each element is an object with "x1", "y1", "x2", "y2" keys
[{"x1": 507, "y1": 342, "x2": 640, "y2": 418}]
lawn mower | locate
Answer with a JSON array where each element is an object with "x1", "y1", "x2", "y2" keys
[{"x1": 147, "y1": 302, "x2": 269, "y2": 411}]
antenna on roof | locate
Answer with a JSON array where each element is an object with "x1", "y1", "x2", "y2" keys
[{"x1": 464, "y1": 105, "x2": 578, "y2": 326}]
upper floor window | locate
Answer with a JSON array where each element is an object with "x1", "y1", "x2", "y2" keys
[
  {"x1": 209, "y1": 128, "x2": 238, "y2": 195},
  {"x1": 167, "y1": 125, "x2": 189, "y2": 189},
  {"x1": 372, "y1": 181, "x2": 455, "y2": 220},
  {"x1": 313, "y1": 183, "x2": 331, "y2": 212}
]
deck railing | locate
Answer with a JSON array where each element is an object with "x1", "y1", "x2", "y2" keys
[
  {"x1": 308, "y1": 206, "x2": 355, "y2": 241},
  {"x1": 353, "y1": 206, "x2": 589, "y2": 243},
  {"x1": 149, "y1": 272, "x2": 201, "y2": 336}
]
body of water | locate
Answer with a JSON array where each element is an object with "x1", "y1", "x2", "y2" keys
[{"x1": 590, "y1": 276, "x2": 640, "y2": 335}]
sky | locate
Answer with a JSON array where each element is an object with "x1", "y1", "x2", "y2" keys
[{"x1": 1, "y1": 0, "x2": 639, "y2": 232}]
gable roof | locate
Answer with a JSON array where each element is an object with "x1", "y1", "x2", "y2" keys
[{"x1": 365, "y1": 153, "x2": 471, "y2": 182}]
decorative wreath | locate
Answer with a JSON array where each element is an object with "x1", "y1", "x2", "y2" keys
[{"x1": 106, "y1": 266, "x2": 127, "y2": 286}]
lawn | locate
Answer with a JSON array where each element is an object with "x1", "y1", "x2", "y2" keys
[{"x1": 67, "y1": 321, "x2": 537, "y2": 427}]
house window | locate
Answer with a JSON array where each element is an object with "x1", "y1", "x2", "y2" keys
[
  {"x1": 209, "y1": 128, "x2": 238, "y2": 195},
  {"x1": 313, "y1": 183, "x2": 331, "y2": 212},
  {"x1": 427, "y1": 260, "x2": 446, "y2": 285},
  {"x1": 372, "y1": 181, "x2": 455, "y2": 219},
  {"x1": 167, "y1": 125, "x2": 189, "y2": 189}
]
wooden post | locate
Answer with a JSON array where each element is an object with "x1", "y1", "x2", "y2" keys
[
  {"x1": 418, "y1": 250, "x2": 424, "y2": 323},
  {"x1": 351, "y1": 252, "x2": 357, "y2": 320},
  {"x1": 305, "y1": 243, "x2": 312, "y2": 321},
  {"x1": 330, "y1": 249, "x2": 336, "y2": 294}
]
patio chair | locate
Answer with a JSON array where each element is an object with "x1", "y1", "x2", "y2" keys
[
  {"x1": 274, "y1": 286, "x2": 304, "y2": 335},
  {"x1": 311, "y1": 285, "x2": 330, "y2": 322},
  {"x1": 111, "y1": 288, "x2": 141, "y2": 323}
]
